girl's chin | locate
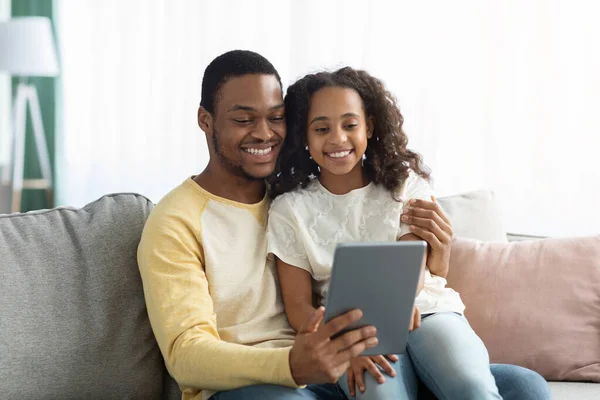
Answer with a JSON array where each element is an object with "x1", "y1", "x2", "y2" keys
[{"x1": 317, "y1": 161, "x2": 363, "y2": 177}]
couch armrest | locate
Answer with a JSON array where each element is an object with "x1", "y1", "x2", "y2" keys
[{"x1": 507, "y1": 233, "x2": 548, "y2": 242}]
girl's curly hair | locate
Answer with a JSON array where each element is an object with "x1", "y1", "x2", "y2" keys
[{"x1": 268, "y1": 67, "x2": 430, "y2": 198}]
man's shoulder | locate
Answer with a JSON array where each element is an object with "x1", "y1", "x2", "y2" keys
[
  {"x1": 148, "y1": 178, "x2": 209, "y2": 225},
  {"x1": 138, "y1": 179, "x2": 207, "y2": 263}
]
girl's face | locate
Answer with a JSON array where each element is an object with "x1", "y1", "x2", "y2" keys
[{"x1": 306, "y1": 86, "x2": 373, "y2": 179}]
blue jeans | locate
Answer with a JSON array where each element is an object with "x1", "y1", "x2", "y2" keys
[
  {"x1": 212, "y1": 314, "x2": 551, "y2": 399},
  {"x1": 211, "y1": 362, "x2": 550, "y2": 400},
  {"x1": 336, "y1": 312, "x2": 551, "y2": 400},
  {"x1": 211, "y1": 383, "x2": 345, "y2": 399}
]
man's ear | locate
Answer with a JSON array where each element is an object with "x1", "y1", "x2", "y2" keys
[
  {"x1": 367, "y1": 117, "x2": 375, "y2": 139},
  {"x1": 198, "y1": 107, "x2": 213, "y2": 134}
]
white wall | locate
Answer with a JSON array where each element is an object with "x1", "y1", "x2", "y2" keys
[{"x1": 55, "y1": 0, "x2": 600, "y2": 237}]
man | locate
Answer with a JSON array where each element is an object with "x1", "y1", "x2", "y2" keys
[{"x1": 138, "y1": 50, "x2": 551, "y2": 400}]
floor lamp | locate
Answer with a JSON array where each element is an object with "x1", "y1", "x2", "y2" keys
[{"x1": 0, "y1": 17, "x2": 59, "y2": 213}]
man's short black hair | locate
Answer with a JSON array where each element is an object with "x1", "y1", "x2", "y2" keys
[{"x1": 200, "y1": 50, "x2": 282, "y2": 114}]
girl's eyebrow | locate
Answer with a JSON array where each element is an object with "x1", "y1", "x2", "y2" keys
[
  {"x1": 309, "y1": 112, "x2": 360, "y2": 125},
  {"x1": 309, "y1": 116, "x2": 328, "y2": 125}
]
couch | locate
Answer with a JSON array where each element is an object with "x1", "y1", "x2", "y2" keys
[{"x1": 0, "y1": 191, "x2": 598, "y2": 399}]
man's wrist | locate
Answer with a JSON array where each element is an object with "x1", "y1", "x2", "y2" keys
[
  {"x1": 288, "y1": 347, "x2": 307, "y2": 386},
  {"x1": 427, "y1": 260, "x2": 449, "y2": 277}
]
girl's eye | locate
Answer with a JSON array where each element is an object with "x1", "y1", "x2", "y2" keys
[
  {"x1": 315, "y1": 127, "x2": 328, "y2": 133},
  {"x1": 346, "y1": 124, "x2": 358, "y2": 129}
]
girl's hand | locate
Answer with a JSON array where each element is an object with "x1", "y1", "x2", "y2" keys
[
  {"x1": 345, "y1": 306, "x2": 420, "y2": 395},
  {"x1": 409, "y1": 305, "x2": 421, "y2": 331},
  {"x1": 401, "y1": 196, "x2": 453, "y2": 277},
  {"x1": 346, "y1": 354, "x2": 398, "y2": 396}
]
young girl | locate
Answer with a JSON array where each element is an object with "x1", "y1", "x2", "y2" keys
[{"x1": 266, "y1": 67, "x2": 502, "y2": 399}]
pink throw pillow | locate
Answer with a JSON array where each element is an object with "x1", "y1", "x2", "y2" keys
[{"x1": 446, "y1": 236, "x2": 600, "y2": 382}]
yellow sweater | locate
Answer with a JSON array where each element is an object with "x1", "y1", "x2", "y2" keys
[{"x1": 137, "y1": 178, "x2": 298, "y2": 400}]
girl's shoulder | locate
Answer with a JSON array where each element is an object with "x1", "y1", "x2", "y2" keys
[
  {"x1": 269, "y1": 179, "x2": 322, "y2": 214},
  {"x1": 394, "y1": 169, "x2": 433, "y2": 201}
]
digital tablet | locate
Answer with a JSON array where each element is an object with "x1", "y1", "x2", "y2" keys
[{"x1": 323, "y1": 241, "x2": 426, "y2": 356}]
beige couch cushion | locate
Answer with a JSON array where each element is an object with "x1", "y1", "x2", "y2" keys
[
  {"x1": 447, "y1": 236, "x2": 600, "y2": 382},
  {"x1": 437, "y1": 190, "x2": 508, "y2": 242},
  {"x1": 549, "y1": 382, "x2": 600, "y2": 400}
]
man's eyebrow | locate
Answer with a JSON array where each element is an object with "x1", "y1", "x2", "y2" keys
[
  {"x1": 228, "y1": 104, "x2": 257, "y2": 112},
  {"x1": 227, "y1": 103, "x2": 284, "y2": 112}
]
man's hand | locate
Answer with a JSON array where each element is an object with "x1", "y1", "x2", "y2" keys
[
  {"x1": 401, "y1": 196, "x2": 453, "y2": 277},
  {"x1": 289, "y1": 307, "x2": 378, "y2": 386},
  {"x1": 346, "y1": 354, "x2": 398, "y2": 396}
]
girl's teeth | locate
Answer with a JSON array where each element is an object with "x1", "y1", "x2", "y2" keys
[
  {"x1": 245, "y1": 147, "x2": 272, "y2": 155},
  {"x1": 329, "y1": 150, "x2": 351, "y2": 158}
]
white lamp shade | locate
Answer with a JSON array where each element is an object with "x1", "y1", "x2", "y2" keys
[{"x1": 0, "y1": 17, "x2": 59, "y2": 77}]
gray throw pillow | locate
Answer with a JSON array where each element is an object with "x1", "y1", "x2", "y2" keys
[{"x1": 0, "y1": 193, "x2": 171, "y2": 399}]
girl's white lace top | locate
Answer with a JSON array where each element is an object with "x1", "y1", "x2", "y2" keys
[{"x1": 266, "y1": 171, "x2": 465, "y2": 315}]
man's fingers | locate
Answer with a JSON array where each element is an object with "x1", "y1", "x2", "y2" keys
[
  {"x1": 371, "y1": 355, "x2": 396, "y2": 377},
  {"x1": 320, "y1": 309, "x2": 363, "y2": 340},
  {"x1": 403, "y1": 206, "x2": 452, "y2": 238},
  {"x1": 403, "y1": 207, "x2": 452, "y2": 237},
  {"x1": 407, "y1": 198, "x2": 452, "y2": 228},
  {"x1": 347, "y1": 368, "x2": 356, "y2": 397},
  {"x1": 409, "y1": 225, "x2": 442, "y2": 249},
  {"x1": 430, "y1": 195, "x2": 450, "y2": 223},
  {"x1": 404, "y1": 216, "x2": 447, "y2": 244},
  {"x1": 331, "y1": 325, "x2": 378, "y2": 354},
  {"x1": 335, "y1": 336, "x2": 379, "y2": 365},
  {"x1": 298, "y1": 306, "x2": 324, "y2": 334}
]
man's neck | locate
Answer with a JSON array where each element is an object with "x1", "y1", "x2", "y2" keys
[
  {"x1": 194, "y1": 164, "x2": 266, "y2": 204},
  {"x1": 318, "y1": 164, "x2": 368, "y2": 195}
]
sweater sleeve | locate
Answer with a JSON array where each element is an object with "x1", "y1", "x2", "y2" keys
[{"x1": 137, "y1": 201, "x2": 299, "y2": 393}]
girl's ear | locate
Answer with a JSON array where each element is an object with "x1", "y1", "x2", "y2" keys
[{"x1": 367, "y1": 117, "x2": 375, "y2": 139}]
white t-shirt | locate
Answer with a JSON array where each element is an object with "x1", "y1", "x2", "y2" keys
[{"x1": 266, "y1": 172, "x2": 465, "y2": 315}]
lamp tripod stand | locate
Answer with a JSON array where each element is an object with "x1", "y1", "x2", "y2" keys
[{"x1": 10, "y1": 81, "x2": 54, "y2": 213}]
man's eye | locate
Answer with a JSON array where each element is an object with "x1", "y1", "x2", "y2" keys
[
  {"x1": 270, "y1": 116, "x2": 285, "y2": 122},
  {"x1": 234, "y1": 119, "x2": 252, "y2": 124}
]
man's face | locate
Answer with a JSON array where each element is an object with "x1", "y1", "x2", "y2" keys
[{"x1": 205, "y1": 74, "x2": 286, "y2": 180}]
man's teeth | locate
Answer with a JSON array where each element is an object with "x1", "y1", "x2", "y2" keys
[
  {"x1": 328, "y1": 150, "x2": 351, "y2": 158},
  {"x1": 244, "y1": 147, "x2": 273, "y2": 155}
]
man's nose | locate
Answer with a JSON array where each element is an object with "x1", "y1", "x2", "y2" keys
[{"x1": 252, "y1": 118, "x2": 274, "y2": 141}]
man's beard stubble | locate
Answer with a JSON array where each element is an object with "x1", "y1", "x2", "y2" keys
[{"x1": 212, "y1": 127, "x2": 266, "y2": 182}]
